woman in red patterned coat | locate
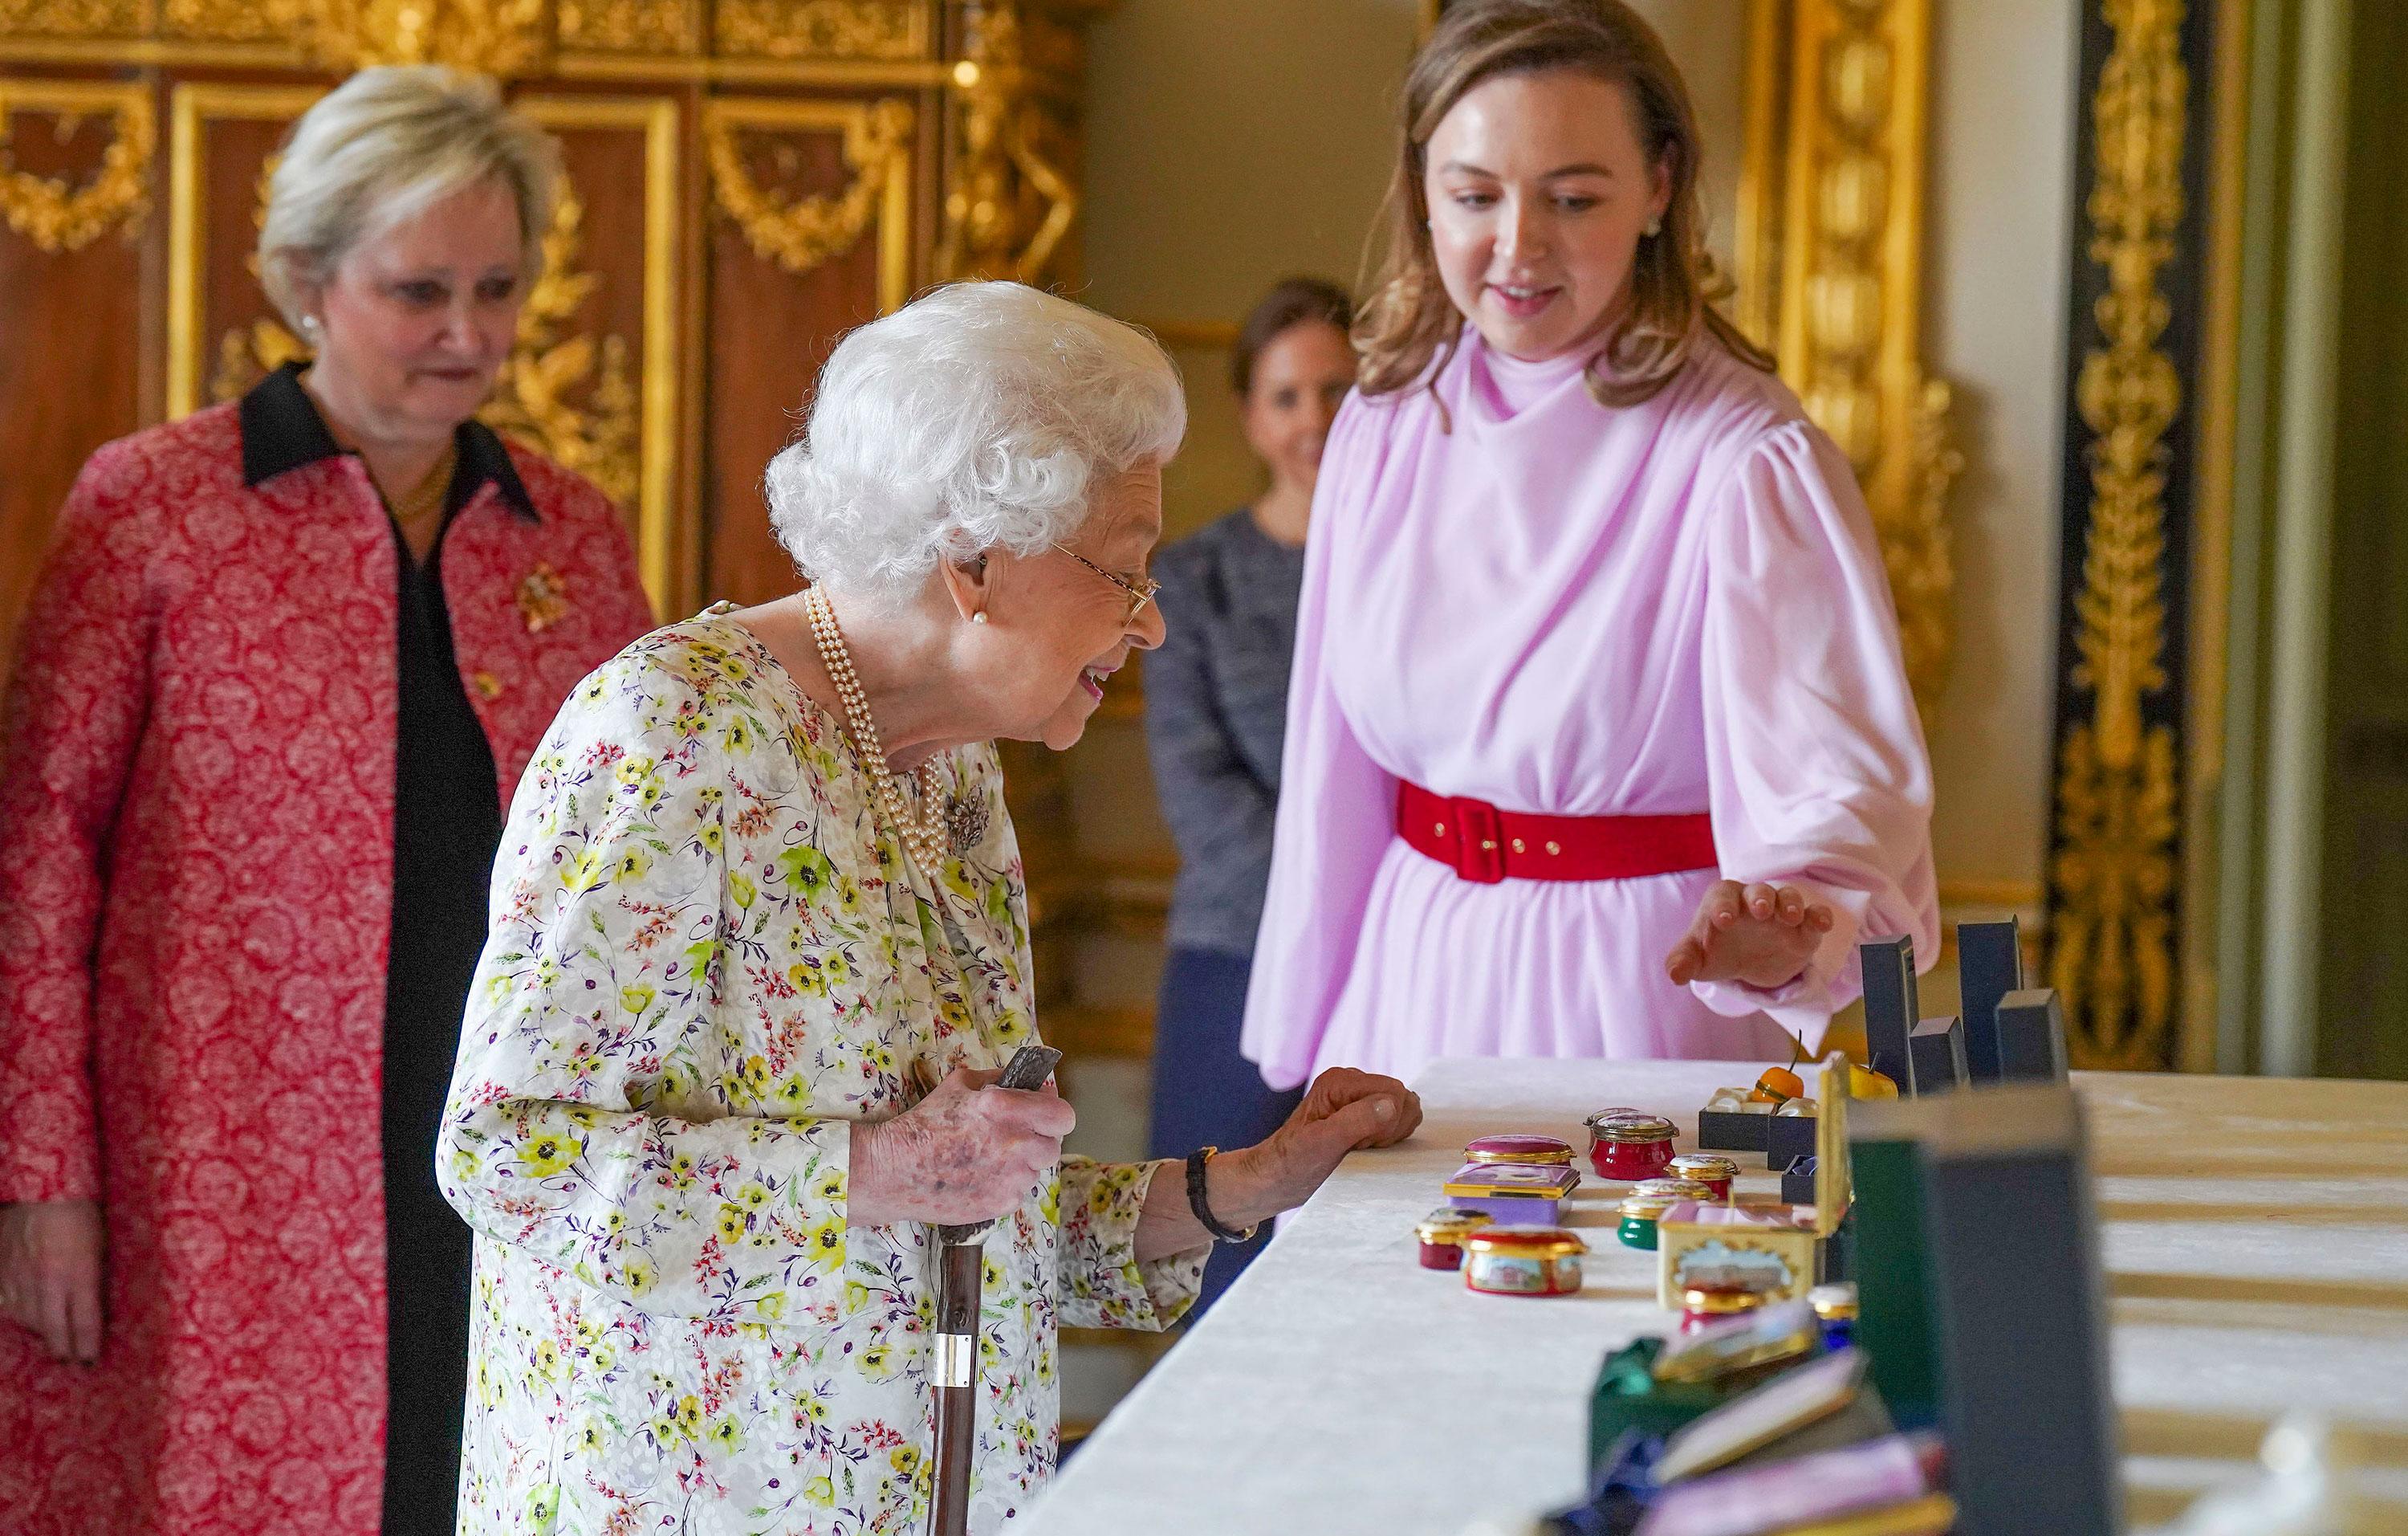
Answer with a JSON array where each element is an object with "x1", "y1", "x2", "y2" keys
[{"x1": 0, "y1": 67, "x2": 654, "y2": 1534}]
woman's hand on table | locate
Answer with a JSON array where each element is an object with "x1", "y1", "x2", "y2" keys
[
  {"x1": 1248, "y1": 1067, "x2": 1423, "y2": 1200},
  {"x1": 1153, "y1": 1069, "x2": 1423, "y2": 1254},
  {"x1": 848, "y1": 1067, "x2": 1076, "y2": 1228},
  {"x1": 1664, "y1": 879, "x2": 1835, "y2": 991},
  {"x1": 0, "y1": 1199, "x2": 104, "y2": 1363}
]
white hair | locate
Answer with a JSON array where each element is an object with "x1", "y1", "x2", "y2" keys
[
  {"x1": 766, "y1": 282, "x2": 1187, "y2": 601},
  {"x1": 258, "y1": 66, "x2": 559, "y2": 330}
]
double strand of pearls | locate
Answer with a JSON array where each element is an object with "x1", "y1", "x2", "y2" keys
[{"x1": 803, "y1": 586, "x2": 951, "y2": 870}]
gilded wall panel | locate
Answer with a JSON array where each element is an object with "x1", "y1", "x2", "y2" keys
[
  {"x1": 2044, "y1": 0, "x2": 2222, "y2": 1070},
  {"x1": 701, "y1": 95, "x2": 915, "y2": 613},
  {"x1": 715, "y1": 0, "x2": 927, "y2": 63}
]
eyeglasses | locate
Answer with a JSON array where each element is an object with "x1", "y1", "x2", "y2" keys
[{"x1": 1050, "y1": 542, "x2": 1161, "y2": 625}]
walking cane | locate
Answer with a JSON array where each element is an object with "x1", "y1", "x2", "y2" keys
[{"x1": 929, "y1": 1044, "x2": 1063, "y2": 1536}]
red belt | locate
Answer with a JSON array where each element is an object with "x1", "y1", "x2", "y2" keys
[{"x1": 1397, "y1": 781, "x2": 1718, "y2": 885}]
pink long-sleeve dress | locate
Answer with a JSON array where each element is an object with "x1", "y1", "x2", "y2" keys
[{"x1": 1239, "y1": 332, "x2": 1938, "y2": 1091}]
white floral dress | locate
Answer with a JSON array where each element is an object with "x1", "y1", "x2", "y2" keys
[{"x1": 438, "y1": 609, "x2": 1202, "y2": 1535}]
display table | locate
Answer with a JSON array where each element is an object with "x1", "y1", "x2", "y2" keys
[{"x1": 1027, "y1": 1058, "x2": 2408, "y2": 1534}]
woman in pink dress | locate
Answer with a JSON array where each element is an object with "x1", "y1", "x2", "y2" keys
[{"x1": 1242, "y1": 0, "x2": 1938, "y2": 1092}]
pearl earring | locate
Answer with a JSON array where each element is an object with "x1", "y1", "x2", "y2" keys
[
  {"x1": 1645, "y1": 216, "x2": 1662, "y2": 238},
  {"x1": 972, "y1": 611, "x2": 988, "y2": 625}
]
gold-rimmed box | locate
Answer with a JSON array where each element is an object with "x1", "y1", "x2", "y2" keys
[{"x1": 1658, "y1": 1060, "x2": 1853, "y2": 1307}]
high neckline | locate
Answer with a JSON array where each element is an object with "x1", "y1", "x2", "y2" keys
[{"x1": 1467, "y1": 336, "x2": 1593, "y2": 420}]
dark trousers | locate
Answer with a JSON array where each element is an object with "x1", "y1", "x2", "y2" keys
[{"x1": 1147, "y1": 946, "x2": 1302, "y2": 1318}]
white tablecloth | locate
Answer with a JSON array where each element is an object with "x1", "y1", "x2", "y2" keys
[{"x1": 1027, "y1": 1058, "x2": 2408, "y2": 1534}]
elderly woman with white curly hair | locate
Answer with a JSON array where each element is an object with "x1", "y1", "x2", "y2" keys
[{"x1": 435, "y1": 281, "x2": 1421, "y2": 1535}]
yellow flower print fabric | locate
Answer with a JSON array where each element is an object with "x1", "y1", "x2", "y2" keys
[{"x1": 439, "y1": 610, "x2": 1203, "y2": 1535}]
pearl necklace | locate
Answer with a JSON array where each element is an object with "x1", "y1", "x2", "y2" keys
[{"x1": 803, "y1": 585, "x2": 952, "y2": 870}]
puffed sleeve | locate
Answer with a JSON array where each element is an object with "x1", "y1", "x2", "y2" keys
[
  {"x1": 1692, "y1": 422, "x2": 1939, "y2": 1045},
  {"x1": 0, "y1": 444, "x2": 153, "y2": 1204},
  {"x1": 1054, "y1": 1157, "x2": 1203, "y2": 1331},
  {"x1": 1240, "y1": 397, "x2": 1399, "y2": 1091},
  {"x1": 437, "y1": 650, "x2": 852, "y2": 1324}
]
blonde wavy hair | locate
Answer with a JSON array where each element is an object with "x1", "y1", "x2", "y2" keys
[
  {"x1": 1355, "y1": 0, "x2": 1773, "y2": 410},
  {"x1": 258, "y1": 67, "x2": 559, "y2": 331}
]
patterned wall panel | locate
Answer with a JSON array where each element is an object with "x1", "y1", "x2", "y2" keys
[{"x1": 2044, "y1": 0, "x2": 2223, "y2": 1070}]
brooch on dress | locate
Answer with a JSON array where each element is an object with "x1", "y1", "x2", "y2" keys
[
  {"x1": 947, "y1": 792, "x2": 990, "y2": 857},
  {"x1": 516, "y1": 563, "x2": 570, "y2": 633}
]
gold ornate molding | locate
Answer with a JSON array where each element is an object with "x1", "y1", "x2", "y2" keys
[
  {"x1": 557, "y1": 0, "x2": 698, "y2": 55},
  {"x1": 704, "y1": 96, "x2": 916, "y2": 300},
  {"x1": 1740, "y1": 0, "x2": 1962, "y2": 709},
  {"x1": 8, "y1": 1, "x2": 931, "y2": 76},
  {"x1": 308, "y1": 0, "x2": 553, "y2": 73},
  {"x1": 0, "y1": 1, "x2": 137, "y2": 36},
  {"x1": 714, "y1": 0, "x2": 925, "y2": 62},
  {"x1": 938, "y1": 0, "x2": 1081, "y2": 285},
  {"x1": 2050, "y1": 0, "x2": 2188, "y2": 1071},
  {"x1": 0, "y1": 79, "x2": 154, "y2": 253}
]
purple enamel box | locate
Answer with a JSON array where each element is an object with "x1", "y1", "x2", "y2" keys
[{"x1": 1442, "y1": 1161, "x2": 1582, "y2": 1226}]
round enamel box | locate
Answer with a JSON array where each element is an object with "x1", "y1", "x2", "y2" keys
[
  {"x1": 1614, "y1": 1178, "x2": 1714, "y2": 1250},
  {"x1": 1585, "y1": 1110, "x2": 1678, "y2": 1181},
  {"x1": 1666, "y1": 1153, "x2": 1739, "y2": 1201},
  {"x1": 1462, "y1": 1228, "x2": 1588, "y2": 1297},
  {"x1": 1414, "y1": 1207, "x2": 1493, "y2": 1270},
  {"x1": 1462, "y1": 1133, "x2": 1576, "y2": 1167}
]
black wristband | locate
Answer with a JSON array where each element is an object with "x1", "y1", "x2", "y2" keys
[{"x1": 1185, "y1": 1147, "x2": 1255, "y2": 1245}]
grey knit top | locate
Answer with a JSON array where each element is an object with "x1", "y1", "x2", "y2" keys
[{"x1": 1143, "y1": 507, "x2": 1308, "y2": 957}]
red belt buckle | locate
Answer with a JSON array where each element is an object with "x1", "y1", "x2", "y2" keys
[{"x1": 1452, "y1": 797, "x2": 1506, "y2": 883}]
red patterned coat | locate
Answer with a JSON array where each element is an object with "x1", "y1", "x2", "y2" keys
[{"x1": 0, "y1": 393, "x2": 656, "y2": 1534}]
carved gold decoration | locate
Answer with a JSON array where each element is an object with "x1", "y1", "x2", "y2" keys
[
  {"x1": 483, "y1": 178, "x2": 641, "y2": 503},
  {"x1": 301, "y1": 0, "x2": 554, "y2": 75},
  {"x1": 2050, "y1": 0, "x2": 2189, "y2": 1071},
  {"x1": 557, "y1": 0, "x2": 694, "y2": 55},
  {"x1": 704, "y1": 96, "x2": 915, "y2": 291},
  {"x1": 938, "y1": 0, "x2": 1080, "y2": 285},
  {"x1": 1, "y1": 2, "x2": 951, "y2": 80},
  {"x1": 157, "y1": 0, "x2": 557, "y2": 65},
  {"x1": 1741, "y1": 0, "x2": 1960, "y2": 707},
  {"x1": 714, "y1": 0, "x2": 923, "y2": 62},
  {"x1": 0, "y1": 0, "x2": 139, "y2": 36},
  {"x1": 0, "y1": 79, "x2": 154, "y2": 252},
  {"x1": 162, "y1": 0, "x2": 287, "y2": 43}
]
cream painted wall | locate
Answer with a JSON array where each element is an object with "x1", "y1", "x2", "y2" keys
[
  {"x1": 1919, "y1": 0, "x2": 2077, "y2": 905},
  {"x1": 1082, "y1": 0, "x2": 1425, "y2": 542}
]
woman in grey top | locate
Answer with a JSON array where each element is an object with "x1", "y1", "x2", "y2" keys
[{"x1": 1145, "y1": 278, "x2": 1357, "y2": 1311}]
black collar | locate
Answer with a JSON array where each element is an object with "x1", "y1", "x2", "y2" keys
[{"x1": 238, "y1": 360, "x2": 538, "y2": 521}]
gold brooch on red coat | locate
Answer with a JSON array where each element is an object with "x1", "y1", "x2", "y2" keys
[{"x1": 516, "y1": 563, "x2": 569, "y2": 633}]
